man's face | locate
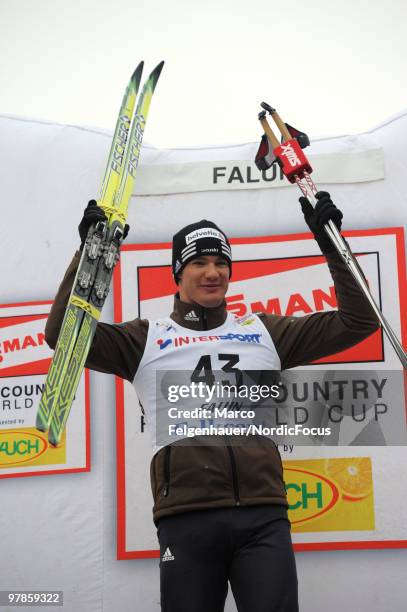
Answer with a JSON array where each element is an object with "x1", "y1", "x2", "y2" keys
[{"x1": 178, "y1": 255, "x2": 230, "y2": 308}]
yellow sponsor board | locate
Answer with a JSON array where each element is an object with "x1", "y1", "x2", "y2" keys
[
  {"x1": 0, "y1": 428, "x2": 66, "y2": 468},
  {"x1": 283, "y1": 457, "x2": 375, "y2": 533}
]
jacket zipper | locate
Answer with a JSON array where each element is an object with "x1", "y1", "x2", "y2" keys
[
  {"x1": 163, "y1": 445, "x2": 171, "y2": 497},
  {"x1": 226, "y1": 440, "x2": 240, "y2": 506},
  {"x1": 201, "y1": 307, "x2": 239, "y2": 503}
]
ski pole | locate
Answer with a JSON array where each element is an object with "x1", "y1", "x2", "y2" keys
[{"x1": 257, "y1": 102, "x2": 407, "y2": 369}]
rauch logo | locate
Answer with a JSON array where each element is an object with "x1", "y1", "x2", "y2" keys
[
  {"x1": 0, "y1": 430, "x2": 48, "y2": 466},
  {"x1": 285, "y1": 467, "x2": 340, "y2": 525}
]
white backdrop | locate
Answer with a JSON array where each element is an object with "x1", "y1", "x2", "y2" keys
[{"x1": 0, "y1": 110, "x2": 406, "y2": 611}]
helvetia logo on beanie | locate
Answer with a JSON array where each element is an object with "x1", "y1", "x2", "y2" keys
[{"x1": 185, "y1": 227, "x2": 225, "y2": 244}]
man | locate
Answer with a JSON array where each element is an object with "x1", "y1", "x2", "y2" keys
[{"x1": 45, "y1": 192, "x2": 379, "y2": 612}]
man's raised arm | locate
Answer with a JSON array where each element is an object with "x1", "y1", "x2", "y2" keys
[
  {"x1": 260, "y1": 192, "x2": 380, "y2": 369},
  {"x1": 45, "y1": 202, "x2": 148, "y2": 382}
]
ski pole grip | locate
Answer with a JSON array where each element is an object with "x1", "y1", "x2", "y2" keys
[
  {"x1": 270, "y1": 110, "x2": 292, "y2": 142},
  {"x1": 274, "y1": 139, "x2": 313, "y2": 183},
  {"x1": 259, "y1": 116, "x2": 280, "y2": 149}
]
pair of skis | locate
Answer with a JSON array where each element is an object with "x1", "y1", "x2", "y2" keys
[
  {"x1": 255, "y1": 103, "x2": 407, "y2": 369},
  {"x1": 36, "y1": 61, "x2": 164, "y2": 446}
]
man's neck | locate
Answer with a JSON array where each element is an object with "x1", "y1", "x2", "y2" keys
[{"x1": 170, "y1": 293, "x2": 227, "y2": 330}]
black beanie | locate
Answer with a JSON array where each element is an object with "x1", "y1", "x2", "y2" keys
[{"x1": 172, "y1": 219, "x2": 232, "y2": 282}]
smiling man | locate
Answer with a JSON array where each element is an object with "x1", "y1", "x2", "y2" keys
[
  {"x1": 45, "y1": 194, "x2": 379, "y2": 612},
  {"x1": 172, "y1": 219, "x2": 232, "y2": 308},
  {"x1": 178, "y1": 253, "x2": 230, "y2": 306}
]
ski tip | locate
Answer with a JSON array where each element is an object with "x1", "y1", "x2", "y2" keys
[
  {"x1": 132, "y1": 61, "x2": 144, "y2": 87},
  {"x1": 35, "y1": 413, "x2": 48, "y2": 432},
  {"x1": 48, "y1": 428, "x2": 62, "y2": 447},
  {"x1": 147, "y1": 60, "x2": 164, "y2": 92}
]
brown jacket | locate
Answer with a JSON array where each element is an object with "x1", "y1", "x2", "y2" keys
[{"x1": 45, "y1": 250, "x2": 379, "y2": 522}]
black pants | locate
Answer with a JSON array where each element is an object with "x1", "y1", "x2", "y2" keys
[{"x1": 158, "y1": 505, "x2": 298, "y2": 612}]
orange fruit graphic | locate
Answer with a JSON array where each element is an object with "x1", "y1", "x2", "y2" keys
[{"x1": 325, "y1": 458, "x2": 372, "y2": 501}]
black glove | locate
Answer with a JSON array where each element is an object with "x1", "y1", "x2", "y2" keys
[
  {"x1": 299, "y1": 191, "x2": 343, "y2": 253},
  {"x1": 78, "y1": 200, "x2": 107, "y2": 250}
]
